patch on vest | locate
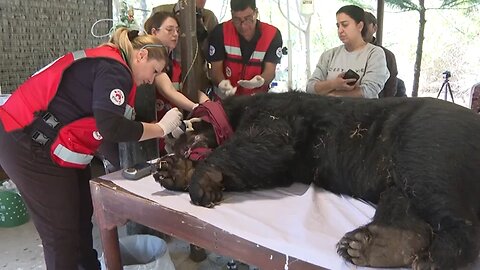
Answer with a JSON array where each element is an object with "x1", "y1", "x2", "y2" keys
[
  {"x1": 225, "y1": 67, "x2": 232, "y2": 78},
  {"x1": 276, "y1": 47, "x2": 283, "y2": 58},
  {"x1": 110, "y1": 89, "x2": 125, "y2": 106},
  {"x1": 93, "y1": 131, "x2": 103, "y2": 141},
  {"x1": 209, "y1": 45, "x2": 215, "y2": 56}
]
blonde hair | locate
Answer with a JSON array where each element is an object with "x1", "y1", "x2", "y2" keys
[{"x1": 106, "y1": 27, "x2": 168, "y2": 65}]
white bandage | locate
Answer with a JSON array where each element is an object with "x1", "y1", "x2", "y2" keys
[
  {"x1": 214, "y1": 79, "x2": 237, "y2": 99},
  {"x1": 157, "y1": 108, "x2": 183, "y2": 136},
  {"x1": 237, "y1": 75, "x2": 265, "y2": 89}
]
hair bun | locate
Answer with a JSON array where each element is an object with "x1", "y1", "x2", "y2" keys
[{"x1": 127, "y1": 30, "x2": 139, "y2": 41}]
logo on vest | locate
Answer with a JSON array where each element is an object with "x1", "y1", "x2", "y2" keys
[
  {"x1": 110, "y1": 89, "x2": 125, "y2": 106},
  {"x1": 225, "y1": 67, "x2": 232, "y2": 78},
  {"x1": 93, "y1": 131, "x2": 103, "y2": 141},
  {"x1": 276, "y1": 47, "x2": 283, "y2": 58},
  {"x1": 209, "y1": 45, "x2": 215, "y2": 56}
]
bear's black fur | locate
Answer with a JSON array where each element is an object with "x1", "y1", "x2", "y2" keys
[{"x1": 154, "y1": 92, "x2": 480, "y2": 269}]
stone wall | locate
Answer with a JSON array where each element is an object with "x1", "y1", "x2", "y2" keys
[{"x1": 0, "y1": 0, "x2": 112, "y2": 93}]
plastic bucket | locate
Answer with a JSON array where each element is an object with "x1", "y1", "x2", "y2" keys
[
  {"x1": 100, "y1": 234, "x2": 175, "y2": 270},
  {"x1": 0, "y1": 190, "x2": 29, "y2": 227}
]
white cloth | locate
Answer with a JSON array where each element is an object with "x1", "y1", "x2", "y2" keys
[
  {"x1": 215, "y1": 79, "x2": 237, "y2": 99},
  {"x1": 157, "y1": 108, "x2": 183, "y2": 136},
  {"x1": 102, "y1": 172, "x2": 416, "y2": 270},
  {"x1": 237, "y1": 75, "x2": 265, "y2": 89}
]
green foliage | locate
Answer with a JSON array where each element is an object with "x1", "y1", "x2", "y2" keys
[{"x1": 385, "y1": 0, "x2": 419, "y2": 11}]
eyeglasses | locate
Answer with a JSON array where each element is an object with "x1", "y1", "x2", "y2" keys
[
  {"x1": 158, "y1": 26, "x2": 180, "y2": 35},
  {"x1": 232, "y1": 13, "x2": 256, "y2": 26}
]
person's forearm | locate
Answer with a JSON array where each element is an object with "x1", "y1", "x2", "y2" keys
[
  {"x1": 164, "y1": 90, "x2": 197, "y2": 111},
  {"x1": 198, "y1": 90, "x2": 210, "y2": 103},
  {"x1": 313, "y1": 80, "x2": 336, "y2": 95},
  {"x1": 140, "y1": 122, "x2": 164, "y2": 141},
  {"x1": 209, "y1": 61, "x2": 225, "y2": 86},
  {"x1": 261, "y1": 63, "x2": 276, "y2": 85},
  {"x1": 329, "y1": 88, "x2": 363, "y2": 98}
]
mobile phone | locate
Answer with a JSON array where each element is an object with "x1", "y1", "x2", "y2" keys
[
  {"x1": 343, "y1": 69, "x2": 360, "y2": 85},
  {"x1": 122, "y1": 162, "x2": 155, "y2": 180}
]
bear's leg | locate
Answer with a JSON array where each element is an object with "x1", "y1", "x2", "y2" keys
[
  {"x1": 411, "y1": 207, "x2": 480, "y2": 270},
  {"x1": 337, "y1": 187, "x2": 432, "y2": 268},
  {"x1": 189, "y1": 119, "x2": 296, "y2": 207}
]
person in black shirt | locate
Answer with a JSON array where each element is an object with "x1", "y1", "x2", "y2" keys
[{"x1": 0, "y1": 27, "x2": 182, "y2": 269}]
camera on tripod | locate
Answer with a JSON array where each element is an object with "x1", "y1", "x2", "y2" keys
[
  {"x1": 437, "y1": 70, "x2": 454, "y2": 102},
  {"x1": 442, "y1": 71, "x2": 451, "y2": 80}
]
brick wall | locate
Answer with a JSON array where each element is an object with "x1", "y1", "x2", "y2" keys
[{"x1": 0, "y1": 0, "x2": 112, "y2": 93}]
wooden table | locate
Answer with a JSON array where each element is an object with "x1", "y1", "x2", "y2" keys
[{"x1": 90, "y1": 177, "x2": 327, "y2": 270}]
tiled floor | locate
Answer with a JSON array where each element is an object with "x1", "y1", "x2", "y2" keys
[{"x1": 0, "y1": 219, "x2": 252, "y2": 270}]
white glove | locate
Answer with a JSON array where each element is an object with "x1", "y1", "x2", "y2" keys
[
  {"x1": 170, "y1": 117, "x2": 203, "y2": 139},
  {"x1": 237, "y1": 75, "x2": 265, "y2": 89},
  {"x1": 214, "y1": 79, "x2": 237, "y2": 99},
  {"x1": 157, "y1": 108, "x2": 183, "y2": 137}
]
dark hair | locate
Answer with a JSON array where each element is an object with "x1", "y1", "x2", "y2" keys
[
  {"x1": 144, "y1": 11, "x2": 179, "y2": 35},
  {"x1": 336, "y1": 5, "x2": 367, "y2": 37},
  {"x1": 231, "y1": 0, "x2": 256, "y2": 12},
  {"x1": 364, "y1": 11, "x2": 377, "y2": 26}
]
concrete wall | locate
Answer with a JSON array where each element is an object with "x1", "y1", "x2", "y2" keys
[{"x1": 0, "y1": 0, "x2": 112, "y2": 93}]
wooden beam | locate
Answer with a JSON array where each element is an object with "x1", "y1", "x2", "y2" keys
[
  {"x1": 376, "y1": 0, "x2": 385, "y2": 45},
  {"x1": 179, "y1": 0, "x2": 198, "y2": 103}
]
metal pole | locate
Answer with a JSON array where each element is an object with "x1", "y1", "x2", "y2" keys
[
  {"x1": 179, "y1": 0, "x2": 198, "y2": 102},
  {"x1": 286, "y1": 0, "x2": 292, "y2": 90}
]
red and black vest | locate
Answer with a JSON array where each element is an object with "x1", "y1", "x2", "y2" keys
[
  {"x1": 222, "y1": 21, "x2": 277, "y2": 96},
  {"x1": 0, "y1": 46, "x2": 136, "y2": 168}
]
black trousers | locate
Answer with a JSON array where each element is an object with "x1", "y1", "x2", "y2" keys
[{"x1": 0, "y1": 122, "x2": 100, "y2": 270}]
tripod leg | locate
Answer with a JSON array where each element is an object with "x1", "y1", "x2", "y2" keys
[
  {"x1": 436, "y1": 83, "x2": 444, "y2": 99},
  {"x1": 447, "y1": 83, "x2": 455, "y2": 103}
]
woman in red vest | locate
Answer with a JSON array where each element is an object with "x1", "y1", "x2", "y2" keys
[
  {"x1": 0, "y1": 28, "x2": 182, "y2": 269},
  {"x1": 144, "y1": 11, "x2": 210, "y2": 152}
]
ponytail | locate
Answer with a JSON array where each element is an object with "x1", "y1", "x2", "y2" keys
[{"x1": 106, "y1": 27, "x2": 169, "y2": 66}]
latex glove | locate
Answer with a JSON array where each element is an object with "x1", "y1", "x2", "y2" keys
[
  {"x1": 170, "y1": 118, "x2": 203, "y2": 139},
  {"x1": 165, "y1": 118, "x2": 203, "y2": 153},
  {"x1": 157, "y1": 108, "x2": 183, "y2": 137},
  {"x1": 214, "y1": 79, "x2": 237, "y2": 99},
  {"x1": 237, "y1": 75, "x2": 265, "y2": 89}
]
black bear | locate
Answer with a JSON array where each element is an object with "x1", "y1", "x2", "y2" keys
[{"x1": 153, "y1": 92, "x2": 480, "y2": 270}]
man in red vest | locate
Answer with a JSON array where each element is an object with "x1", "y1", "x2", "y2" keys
[{"x1": 207, "y1": 0, "x2": 283, "y2": 98}]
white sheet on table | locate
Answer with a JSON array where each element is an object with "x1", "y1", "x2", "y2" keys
[{"x1": 101, "y1": 171, "x2": 408, "y2": 270}]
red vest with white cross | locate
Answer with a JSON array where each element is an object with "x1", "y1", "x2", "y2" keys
[
  {"x1": 0, "y1": 46, "x2": 136, "y2": 168},
  {"x1": 222, "y1": 20, "x2": 277, "y2": 96}
]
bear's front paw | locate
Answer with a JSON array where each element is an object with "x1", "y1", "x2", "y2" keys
[
  {"x1": 189, "y1": 166, "x2": 224, "y2": 207},
  {"x1": 153, "y1": 154, "x2": 194, "y2": 191}
]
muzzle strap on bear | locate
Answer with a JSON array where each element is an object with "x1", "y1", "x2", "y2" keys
[{"x1": 191, "y1": 100, "x2": 233, "y2": 145}]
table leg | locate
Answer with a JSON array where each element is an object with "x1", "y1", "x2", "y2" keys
[{"x1": 100, "y1": 226, "x2": 122, "y2": 270}]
